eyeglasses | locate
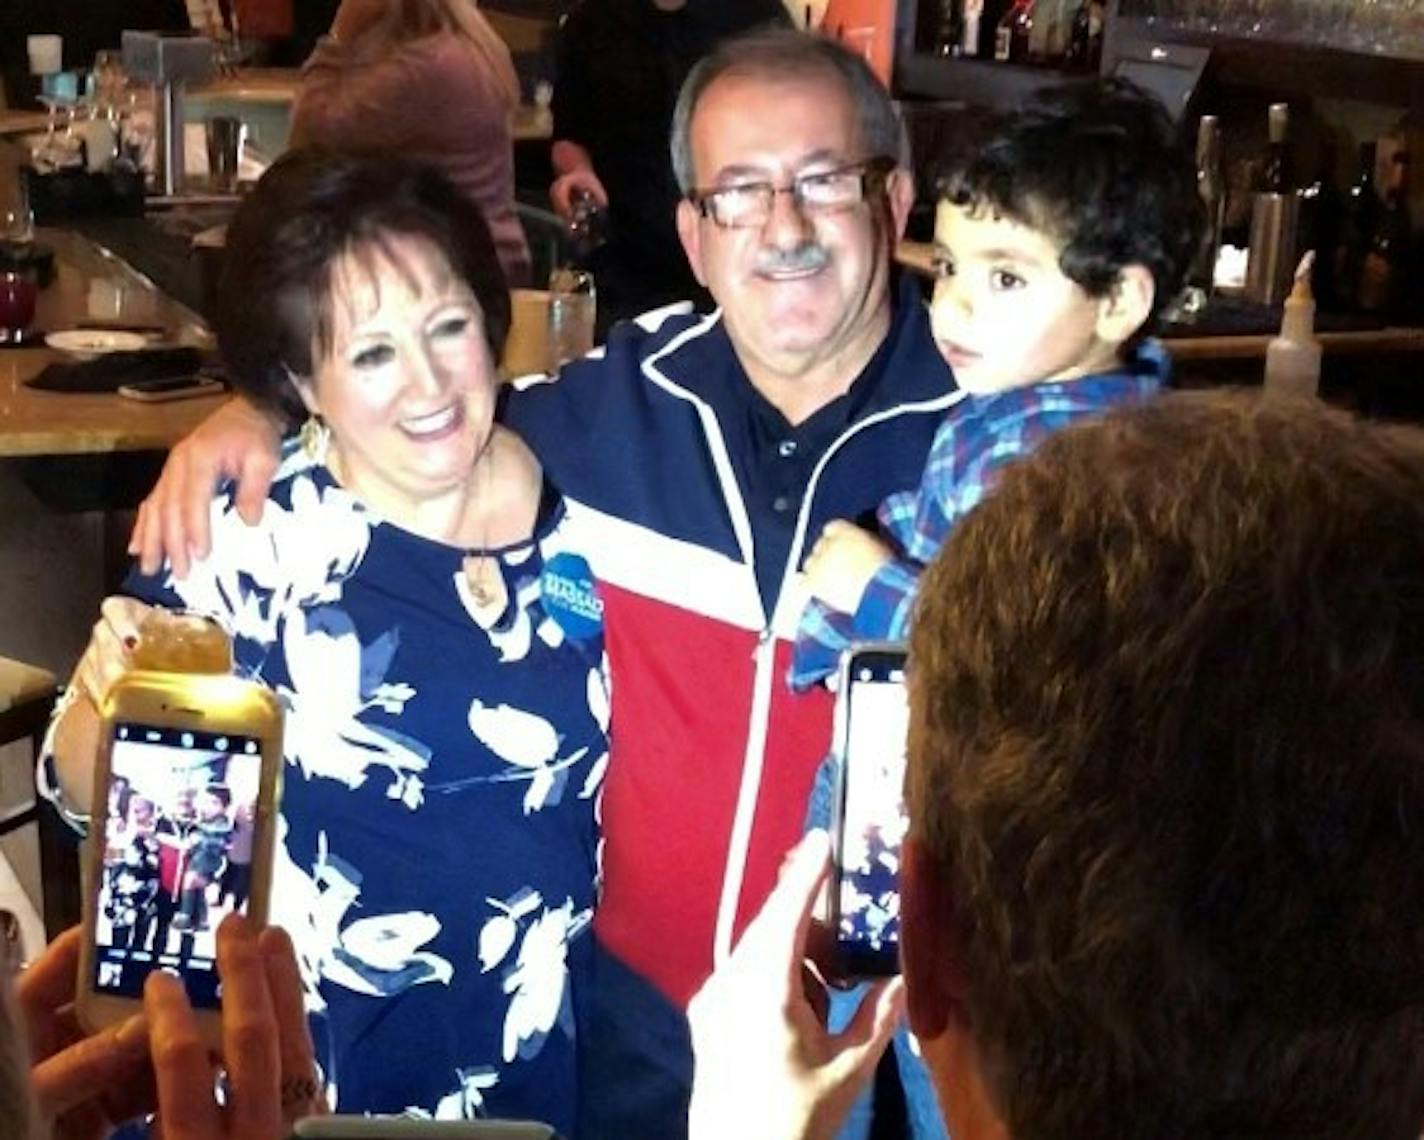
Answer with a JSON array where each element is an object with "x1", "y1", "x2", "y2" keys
[{"x1": 688, "y1": 157, "x2": 896, "y2": 229}]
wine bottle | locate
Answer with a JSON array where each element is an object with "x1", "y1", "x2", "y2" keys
[
  {"x1": 1261, "y1": 103, "x2": 1291, "y2": 193},
  {"x1": 1065, "y1": 0, "x2": 1105, "y2": 71},
  {"x1": 1044, "y1": 0, "x2": 1074, "y2": 63},
  {"x1": 1335, "y1": 142, "x2": 1380, "y2": 312},
  {"x1": 979, "y1": 0, "x2": 1012, "y2": 57},
  {"x1": 961, "y1": 0, "x2": 984, "y2": 55},
  {"x1": 1188, "y1": 115, "x2": 1225, "y2": 294},
  {"x1": 1299, "y1": 164, "x2": 1343, "y2": 312},
  {"x1": 1027, "y1": 0, "x2": 1054, "y2": 62},
  {"x1": 934, "y1": 0, "x2": 964, "y2": 55},
  {"x1": 996, "y1": 0, "x2": 1034, "y2": 63},
  {"x1": 1358, "y1": 147, "x2": 1410, "y2": 317}
]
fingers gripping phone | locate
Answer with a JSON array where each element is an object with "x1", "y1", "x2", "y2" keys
[
  {"x1": 829, "y1": 643, "x2": 911, "y2": 978},
  {"x1": 78, "y1": 672, "x2": 283, "y2": 1044}
]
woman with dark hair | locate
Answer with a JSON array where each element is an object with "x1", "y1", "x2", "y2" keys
[{"x1": 46, "y1": 149, "x2": 607, "y2": 1131}]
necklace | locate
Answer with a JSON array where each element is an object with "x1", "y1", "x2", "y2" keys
[{"x1": 458, "y1": 441, "x2": 508, "y2": 621}]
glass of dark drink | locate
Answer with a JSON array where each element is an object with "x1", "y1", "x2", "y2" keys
[{"x1": 0, "y1": 270, "x2": 38, "y2": 343}]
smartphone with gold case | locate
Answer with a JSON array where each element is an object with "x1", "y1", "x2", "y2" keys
[{"x1": 77, "y1": 671, "x2": 282, "y2": 1044}]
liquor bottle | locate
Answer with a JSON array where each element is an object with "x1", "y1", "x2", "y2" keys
[
  {"x1": 1298, "y1": 150, "x2": 1343, "y2": 311},
  {"x1": 961, "y1": 0, "x2": 984, "y2": 56},
  {"x1": 995, "y1": 0, "x2": 1034, "y2": 62},
  {"x1": 1334, "y1": 141, "x2": 1380, "y2": 311},
  {"x1": 1261, "y1": 103, "x2": 1291, "y2": 193},
  {"x1": 934, "y1": 0, "x2": 964, "y2": 55},
  {"x1": 567, "y1": 187, "x2": 608, "y2": 267},
  {"x1": 979, "y1": 0, "x2": 1013, "y2": 57},
  {"x1": 1044, "y1": 0, "x2": 1074, "y2": 63},
  {"x1": 1357, "y1": 147, "x2": 1411, "y2": 318},
  {"x1": 1188, "y1": 115, "x2": 1225, "y2": 294},
  {"x1": 1027, "y1": 0, "x2": 1054, "y2": 62},
  {"x1": 1064, "y1": 0, "x2": 1105, "y2": 72}
]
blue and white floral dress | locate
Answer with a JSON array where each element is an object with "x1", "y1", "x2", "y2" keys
[{"x1": 125, "y1": 463, "x2": 609, "y2": 1133}]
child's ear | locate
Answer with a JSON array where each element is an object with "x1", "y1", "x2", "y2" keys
[{"x1": 1095, "y1": 264, "x2": 1155, "y2": 349}]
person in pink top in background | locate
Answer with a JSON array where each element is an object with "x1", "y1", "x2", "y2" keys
[{"x1": 290, "y1": 0, "x2": 532, "y2": 287}]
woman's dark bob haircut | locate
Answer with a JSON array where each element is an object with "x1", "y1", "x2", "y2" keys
[{"x1": 217, "y1": 147, "x2": 511, "y2": 429}]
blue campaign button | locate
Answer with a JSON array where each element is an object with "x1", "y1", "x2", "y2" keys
[{"x1": 540, "y1": 552, "x2": 604, "y2": 641}]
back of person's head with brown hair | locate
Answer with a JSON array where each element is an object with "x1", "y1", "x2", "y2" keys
[{"x1": 906, "y1": 391, "x2": 1424, "y2": 1139}]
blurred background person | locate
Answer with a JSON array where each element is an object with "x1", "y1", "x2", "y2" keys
[
  {"x1": 291, "y1": 0, "x2": 532, "y2": 286},
  {"x1": 549, "y1": 0, "x2": 789, "y2": 326}
]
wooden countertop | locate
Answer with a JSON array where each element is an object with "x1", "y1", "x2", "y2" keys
[{"x1": 0, "y1": 227, "x2": 223, "y2": 459}]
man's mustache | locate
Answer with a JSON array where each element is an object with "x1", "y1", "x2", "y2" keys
[{"x1": 754, "y1": 243, "x2": 829, "y2": 276}]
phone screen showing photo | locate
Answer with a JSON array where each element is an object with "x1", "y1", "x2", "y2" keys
[
  {"x1": 837, "y1": 654, "x2": 910, "y2": 973},
  {"x1": 94, "y1": 723, "x2": 263, "y2": 1008}
]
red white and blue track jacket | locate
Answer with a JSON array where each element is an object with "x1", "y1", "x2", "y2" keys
[{"x1": 504, "y1": 277, "x2": 956, "y2": 1009}]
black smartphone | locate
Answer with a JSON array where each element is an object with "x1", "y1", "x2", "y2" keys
[
  {"x1": 829, "y1": 642, "x2": 910, "y2": 978},
  {"x1": 117, "y1": 375, "x2": 225, "y2": 402}
]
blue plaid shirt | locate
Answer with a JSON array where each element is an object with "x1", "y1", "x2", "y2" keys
[{"x1": 790, "y1": 344, "x2": 1169, "y2": 689}]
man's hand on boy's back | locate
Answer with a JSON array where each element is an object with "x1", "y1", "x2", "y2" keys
[
  {"x1": 129, "y1": 398, "x2": 283, "y2": 579},
  {"x1": 803, "y1": 520, "x2": 893, "y2": 616}
]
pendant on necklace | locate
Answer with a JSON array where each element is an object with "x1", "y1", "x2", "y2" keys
[{"x1": 460, "y1": 553, "x2": 508, "y2": 625}]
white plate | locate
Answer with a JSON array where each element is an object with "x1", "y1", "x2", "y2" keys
[{"x1": 45, "y1": 329, "x2": 152, "y2": 356}]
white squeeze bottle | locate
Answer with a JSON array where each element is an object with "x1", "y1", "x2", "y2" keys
[{"x1": 1263, "y1": 251, "x2": 1322, "y2": 398}]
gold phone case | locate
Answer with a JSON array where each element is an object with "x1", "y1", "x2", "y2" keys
[{"x1": 77, "y1": 670, "x2": 283, "y2": 1042}]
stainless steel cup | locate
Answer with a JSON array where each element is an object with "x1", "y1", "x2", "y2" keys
[
  {"x1": 204, "y1": 115, "x2": 245, "y2": 193},
  {"x1": 1244, "y1": 191, "x2": 1301, "y2": 306}
]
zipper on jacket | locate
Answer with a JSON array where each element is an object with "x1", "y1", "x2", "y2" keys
[{"x1": 713, "y1": 627, "x2": 778, "y2": 965}]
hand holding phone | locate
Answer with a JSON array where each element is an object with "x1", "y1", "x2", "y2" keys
[
  {"x1": 79, "y1": 672, "x2": 283, "y2": 1048},
  {"x1": 829, "y1": 643, "x2": 910, "y2": 978}
]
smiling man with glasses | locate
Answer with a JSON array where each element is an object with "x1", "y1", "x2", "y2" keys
[
  {"x1": 520, "y1": 30, "x2": 957, "y2": 1137},
  {"x1": 124, "y1": 27, "x2": 957, "y2": 1139}
]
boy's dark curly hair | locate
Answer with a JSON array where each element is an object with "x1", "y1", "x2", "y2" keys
[{"x1": 942, "y1": 78, "x2": 1204, "y2": 332}]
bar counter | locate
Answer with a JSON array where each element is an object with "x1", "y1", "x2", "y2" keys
[
  {"x1": 0, "y1": 237, "x2": 219, "y2": 458},
  {"x1": 0, "y1": 131, "x2": 222, "y2": 460}
]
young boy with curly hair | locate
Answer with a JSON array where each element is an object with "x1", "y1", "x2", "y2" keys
[
  {"x1": 788, "y1": 77, "x2": 1205, "y2": 1137},
  {"x1": 792, "y1": 77, "x2": 1204, "y2": 686}
]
